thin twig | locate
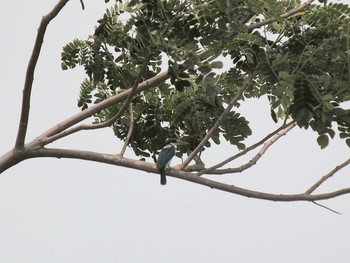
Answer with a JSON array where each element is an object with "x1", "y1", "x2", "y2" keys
[
  {"x1": 247, "y1": 0, "x2": 315, "y2": 30},
  {"x1": 203, "y1": 123, "x2": 295, "y2": 174},
  {"x1": 180, "y1": 68, "x2": 260, "y2": 169},
  {"x1": 312, "y1": 201, "x2": 342, "y2": 215},
  {"x1": 306, "y1": 157, "x2": 350, "y2": 194},
  {"x1": 216, "y1": 122, "x2": 295, "y2": 174},
  {"x1": 207, "y1": 122, "x2": 296, "y2": 174},
  {"x1": 198, "y1": 121, "x2": 296, "y2": 175},
  {"x1": 15, "y1": 0, "x2": 70, "y2": 149},
  {"x1": 119, "y1": 103, "x2": 134, "y2": 156}
]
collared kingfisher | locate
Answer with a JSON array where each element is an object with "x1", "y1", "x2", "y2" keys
[{"x1": 156, "y1": 138, "x2": 188, "y2": 185}]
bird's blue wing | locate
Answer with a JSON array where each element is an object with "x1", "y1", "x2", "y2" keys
[{"x1": 157, "y1": 146, "x2": 175, "y2": 169}]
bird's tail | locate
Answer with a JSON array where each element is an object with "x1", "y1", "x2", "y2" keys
[{"x1": 160, "y1": 168, "x2": 167, "y2": 185}]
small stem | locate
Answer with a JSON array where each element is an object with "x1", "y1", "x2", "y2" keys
[
  {"x1": 247, "y1": 0, "x2": 315, "y2": 30},
  {"x1": 119, "y1": 103, "x2": 134, "y2": 156},
  {"x1": 312, "y1": 201, "x2": 341, "y2": 215}
]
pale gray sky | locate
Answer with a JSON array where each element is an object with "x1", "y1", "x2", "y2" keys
[{"x1": 1, "y1": 1, "x2": 350, "y2": 262}]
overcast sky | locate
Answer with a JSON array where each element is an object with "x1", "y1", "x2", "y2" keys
[{"x1": 1, "y1": 1, "x2": 350, "y2": 262}]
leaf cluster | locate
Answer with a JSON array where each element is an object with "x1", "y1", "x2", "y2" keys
[
  {"x1": 258, "y1": 3, "x2": 350, "y2": 148},
  {"x1": 61, "y1": 0, "x2": 350, "y2": 157}
]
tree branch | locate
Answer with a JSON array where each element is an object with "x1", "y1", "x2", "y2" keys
[
  {"x1": 25, "y1": 147, "x2": 350, "y2": 202},
  {"x1": 26, "y1": 70, "x2": 171, "y2": 149},
  {"x1": 198, "y1": 121, "x2": 296, "y2": 175},
  {"x1": 0, "y1": 149, "x2": 26, "y2": 174},
  {"x1": 42, "y1": 58, "x2": 150, "y2": 145},
  {"x1": 180, "y1": 68, "x2": 260, "y2": 169},
  {"x1": 305, "y1": 157, "x2": 350, "y2": 194},
  {"x1": 5, "y1": 0, "x2": 348, "y2": 206},
  {"x1": 247, "y1": 0, "x2": 315, "y2": 30},
  {"x1": 218, "y1": 122, "x2": 295, "y2": 174},
  {"x1": 15, "y1": 0, "x2": 70, "y2": 149}
]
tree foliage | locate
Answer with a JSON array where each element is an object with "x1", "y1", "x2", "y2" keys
[
  {"x1": 2, "y1": 0, "x2": 350, "y2": 203},
  {"x1": 61, "y1": 0, "x2": 350, "y2": 158}
]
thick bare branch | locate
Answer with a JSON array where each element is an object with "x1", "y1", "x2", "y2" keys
[
  {"x1": 15, "y1": 0, "x2": 70, "y2": 149},
  {"x1": 25, "y1": 147, "x2": 350, "y2": 202},
  {"x1": 26, "y1": 70, "x2": 171, "y2": 149},
  {"x1": 247, "y1": 0, "x2": 315, "y2": 30},
  {"x1": 180, "y1": 68, "x2": 260, "y2": 169},
  {"x1": 306, "y1": 157, "x2": 350, "y2": 194},
  {"x1": 0, "y1": 149, "x2": 26, "y2": 174}
]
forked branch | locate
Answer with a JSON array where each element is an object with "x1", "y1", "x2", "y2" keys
[
  {"x1": 306, "y1": 157, "x2": 350, "y2": 194},
  {"x1": 198, "y1": 121, "x2": 296, "y2": 175},
  {"x1": 211, "y1": 122, "x2": 295, "y2": 174},
  {"x1": 42, "y1": 58, "x2": 150, "y2": 145},
  {"x1": 26, "y1": 70, "x2": 171, "y2": 149}
]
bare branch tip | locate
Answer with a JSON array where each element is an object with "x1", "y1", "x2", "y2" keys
[{"x1": 312, "y1": 201, "x2": 342, "y2": 215}]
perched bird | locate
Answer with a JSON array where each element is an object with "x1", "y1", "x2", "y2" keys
[{"x1": 156, "y1": 138, "x2": 187, "y2": 185}]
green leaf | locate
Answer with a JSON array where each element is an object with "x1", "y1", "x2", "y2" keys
[
  {"x1": 339, "y1": 132, "x2": 348, "y2": 139},
  {"x1": 278, "y1": 71, "x2": 290, "y2": 80},
  {"x1": 323, "y1": 101, "x2": 334, "y2": 111},
  {"x1": 212, "y1": 132, "x2": 220, "y2": 144},
  {"x1": 270, "y1": 108, "x2": 278, "y2": 123},
  {"x1": 211, "y1": 61, "x2": 223, "y2": 69},
  {"x1": 346, "y1": 139, "x2": 350, "y2": 148},
  {"x1": 341, "y1": 116, "x2": 350, "y2": 123},
  {"x1": 327, "y1": 129, "x2": 335, "y2": 139},
  {"x1": 317, "y1": 134, "x2": 329, "y2": 149},
  {"x1": 322, "y1": 94, "x2": 333, "y2": 100},
  {"x1": 237, "y1": 143, "x2": 246, "y2": 150}
]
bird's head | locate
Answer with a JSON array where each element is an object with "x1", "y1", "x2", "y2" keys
[{"x1": 163, "y1": 138, "x2": 188, "y2": 147}]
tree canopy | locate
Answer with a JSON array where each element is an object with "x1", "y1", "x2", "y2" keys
[
  {"x1": 1, "y1": 0, "x2": 350, "y2": 204},
  {"x1": 62, "y1": 0, "x2": 350, "y2": 159}
]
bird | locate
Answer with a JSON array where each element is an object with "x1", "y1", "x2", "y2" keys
[{"x1": 156, "y1": 138, "x2": 188, "y2": 185}]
